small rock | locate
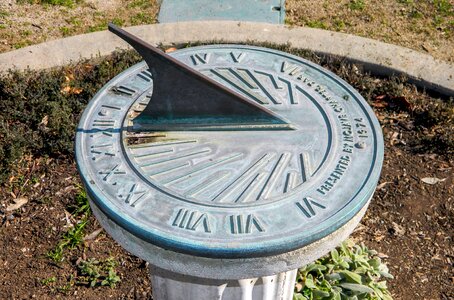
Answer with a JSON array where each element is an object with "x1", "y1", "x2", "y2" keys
[{"x1": 389, "y1": 222, "x2": 406, "y2": 236}]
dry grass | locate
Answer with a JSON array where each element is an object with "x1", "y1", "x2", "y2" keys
[
  {"x1": 0, "y1": 0, "x2": 452, "y2": 62},
  {"x1": 286, "y1": 0, "x2": 453, "y2": 62},
  {"x1": 0, "y1": 0, "x2": 158, "y2": 52}
]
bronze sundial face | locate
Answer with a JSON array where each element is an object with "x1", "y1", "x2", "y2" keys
[{"x1": 75, "y1": 25, "x2": 383, "y2": 258}]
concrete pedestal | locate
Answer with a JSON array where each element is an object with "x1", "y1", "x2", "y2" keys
[
  {"x1": 150, "y1": 267, "x2": 297, "y2": 300},
  {"x1": 76, "y1": 41, "x2": 383, "y2": 300}
]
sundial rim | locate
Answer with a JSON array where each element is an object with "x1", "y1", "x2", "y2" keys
[{"x1": 75, "y1": 44, "x2": 384, "y2": 258}]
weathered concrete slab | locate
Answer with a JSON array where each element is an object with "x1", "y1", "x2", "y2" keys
[
  {"x1": 0, "y1": 21, "x2": 452, "y2": 96},
  {"x1": 158, "y1": 0, "x2": 285, "y2": 24}
]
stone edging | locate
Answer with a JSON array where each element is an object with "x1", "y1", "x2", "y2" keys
[{"x1": 0, "y1": 21, "x2": 452, "y2": 96}]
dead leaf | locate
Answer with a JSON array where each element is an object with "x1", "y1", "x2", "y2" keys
[
  {"x1": 61, "y1": 85, "x2": 71, "y2": 94},
  {"x1": 83, "y1": 228, "x2": 103, "y2": 241},
  {"x1": 6, "y1": 197, "x2": 28, "y2": 211},
  {"x1": 72, "y1": 87, "x2": 83, "y2": 94},
  {"x1": 165, "y1": 47, "x2": 177, "y2": 53},
  {"x1": 421, "y1": 177, "x2": 446, "y2": 185},
  {"x1": 295, "y1": 282, "x2": 303, "y2": 292},
  {"x1": 39, "y1": 115, "x2": 48, "y2": 127},
  {"x1": 61, "y1": 85, "x2": 83, "y2": 95},
  {"x1": 377, "y1": 181, "x2": 390, "y2": 190}
]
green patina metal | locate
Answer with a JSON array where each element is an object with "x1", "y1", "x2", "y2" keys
[{"x1": 75, "y1": 26, "x2": 383, "y2": 259}]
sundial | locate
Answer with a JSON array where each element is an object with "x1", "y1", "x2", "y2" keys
[{"x1": 75, "y1": 24, "x2": 383, "y2": 298}]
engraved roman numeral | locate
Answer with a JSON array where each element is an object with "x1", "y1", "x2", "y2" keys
[
  {"x1": 229, "y1": 214, "x2": 265, "y2": 234},
  {"x1": 92, "y1": 119, "x2": 115, "y2": 128},
  {"x1": 172, "y1": 208, "x2": 211, "y2": 233},
  {"x1": 230, "y1": 52, "x2": 245, "y2": 63},
  {"x1": 98, "y1": 164, "x2": 126, "y2": 181},
  {"x1": 295, "y1": 197, "x2": 326, "y2": 218},
  {"x1": 281, "y1": 61, "x2": 302, "y2": 77},
  {"x1": 137, "y1": 69, "x2": 153, "y2": 82},
  {"x1": 90, "y1": 130, "x2": 113, "y2": 137},
  {"x1": 98, "y1": 104, "x2": 121, "y2": 117},
  {"x1": 118, "y1": 183, "x2": 147, "y2": 207},
  {"x1": 111, "y1": 85, "x2": 136, "y2": 96},
  {"x1": 90, "y1": 143, "x2": 115, "y2": 160},
  {"x1": 190, "y1": 53, "x2": 209, "y2": 65}
]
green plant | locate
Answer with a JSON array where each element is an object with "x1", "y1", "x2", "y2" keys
[
  {"x1": 71, "y1": 186, "x2": 91, "y2": 217},
  {"x1": 47, "y1": 186, "x2": 91, "y2": 262},
  {"x1": 0, "y1": 10, "x2": 10, "y2": 17},
  {"x1": 434, "y1": 0, "x2": 453, "y2": 16},
  {"x1": 0, "y1": 50, "x2": 141, "y2": 184},
  {"x1": 127, "y1": 0, "x2": 153, "y2": 9},
  {"x1": 59, "y1": 26, "x2": 71, "y2": 36},
  {"x1": 130, "y1": 12, "x2": 154, "y2": 25},
  {"x1": 294, "y1": 240, "x2": 393, "y2": 300},
  {"x1": 40, "y1": 276, "x2": 57, "y2": 286},
  {"x1": 306, "y1": 20, "x2": 328, "y2": 29},
  {"x1": 47, "y1": 218, "x2": 88, "y2": 262},
  {"x1": 349, "y1": 0, "x2": 366, "y2": 11},
  {"x1": 77, "y1": 258, "x2": 121, "y2": 288},
  {"x1": 18, "y1": 0, "x2": 82, "y2": 8}
]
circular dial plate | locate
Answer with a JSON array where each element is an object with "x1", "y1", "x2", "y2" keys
[{"x1": 75, "y1": 45, "x2": 383, "y2": 258}]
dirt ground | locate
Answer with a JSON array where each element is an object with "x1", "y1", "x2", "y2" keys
[
  {"x1": 0, "y1": 48, "x2": 452, "y2": 299},
  {"x1": 0, "y1": 0, "x2": 452, "y2": 62}
]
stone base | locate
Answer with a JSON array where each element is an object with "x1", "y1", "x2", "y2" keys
[{"x1": 150, "y1": 267, "x2": 297, "y2": 300}]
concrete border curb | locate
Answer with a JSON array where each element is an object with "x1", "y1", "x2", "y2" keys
[{"x1": 0, "y1": 21, "x2": 452, "y2": 96}]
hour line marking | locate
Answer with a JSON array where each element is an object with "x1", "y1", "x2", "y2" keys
[
  {"x1": 235, "y1": 172, "x2": 267, "y2": 203},
  {"x1": 129, "y1": 139, "x2": 197, "y2": 149},
  {"x1": 133, "y1": 149, "x2": 174, "y2": 159},
  {"x1": 229, "y1": 214, "x2": 265, "y2": 234},
  {"x1": 140, "y1": 149, "x2": 210, "y2": 167},
  {"x1": 242, "y1": 69, "x2": 281, "y2": 105},
  {"x1": 172, "y1": 208, "x2": 211, "y2": 233},
  {"x1": 163, "y1": 153, "x2": 243, "y2": 185},
  {"x1": 210, "y1": 69, "x2": 269, "y2": 105},
  {"x1": 256, "y1": 153, "x2": 291, "y2": 200},
  {"x1": 254, "y1": 70, "x2": 283, "y2": 90},
  {"x1": 278, "y1": 78, "x2": 298, "y2": 105},
  {"x1": 229, "y1": 68, "x2": 257, "y2": 90},
  {"x1": 299, "y1": 152, "x2": 312, "y2": 183},
  {"x1": 296, "y1": 197, "x2": 326, "y2": 218},
  {"x1": 283, "y1": 171, "x2": 298, "y2": 193},
  {"x1": 147, "y1": 162, "x2": 190, "y2": 177},
  {"x1": 185, "y1": 171, "x2": 231, "y2": 198},
  {"x1": 212, "y1": 153, "x2": 274, "y2": 202}
]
